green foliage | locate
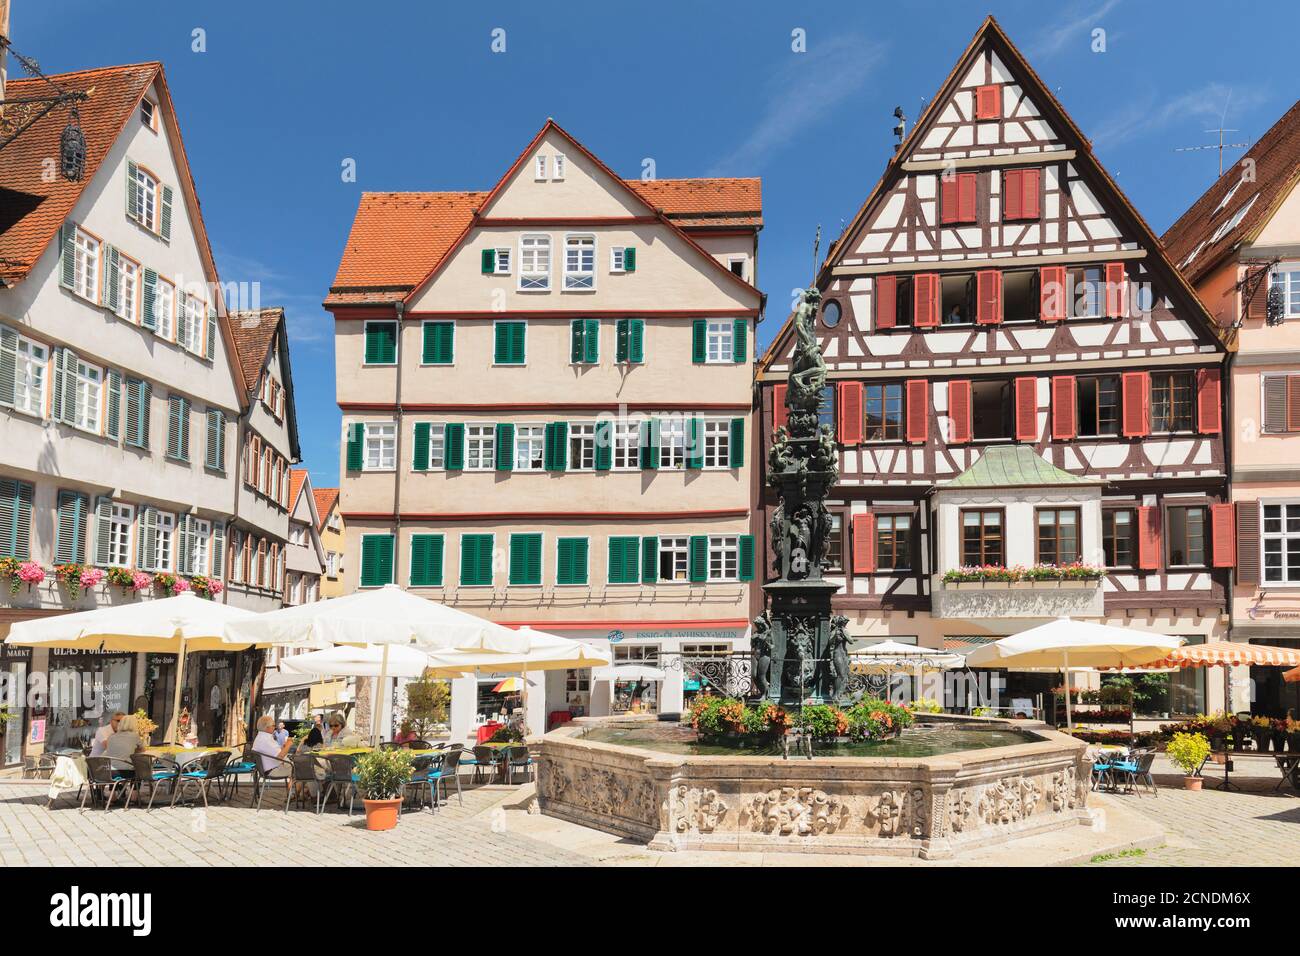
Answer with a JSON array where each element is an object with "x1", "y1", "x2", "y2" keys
[
  {"x1": 844, "y1": 698, "x2": 915, "y2": 740},
  {"x1": 1166, "y1": 731, "x2": 1211, "y2": 776},
  {"x1": 911, "y1": 698, "x2": 943, "y2": 714},
  {"x1": 488, "y1": 724, "x2": 525, "y2": 744},
  {"x1": 687, "y1": 695, "x2": 788, "y2": 738},
  {"x1": 404, "y1": 675, "x2": 451, "y2": 738},
  {"x1": 795, "y1": 704, "x2": 847, "y2": 739},
  {"x1": 354, "y1": 748, "x2": 415, "y2": 800}
]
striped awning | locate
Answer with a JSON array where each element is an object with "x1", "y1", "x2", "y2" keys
[
  {"x1": 1142, "y1": 642, "x2": 1300, "y2": 669},
  {"x1": 1285, "y1": 665, "x2": 1300, "y2": 684}
]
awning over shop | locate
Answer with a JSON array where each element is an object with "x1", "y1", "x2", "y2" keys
[{"x1": 1141, "y1": 642, "x2": 1300, "y2": 669}]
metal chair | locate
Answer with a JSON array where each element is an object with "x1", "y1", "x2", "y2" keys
[
  {"x1": 1090, "y1": 751, "x2": 1117, "y2": 791},
  {"x1": 221, "y1": 745, "x2": 259, "y2": 800},
  {"x1": 432, "y1": 746, "x2": 465, "y2": 808},
  {"x1": 169, "y1": 751, "x2": 231, "y2": 809},
  {"x1": 287, "y1": 752, "x2": 328, "y2": 813},
  {"x1": 80, "y1": 756, "x2": 129, "y2": 812},
  {"x1": 470, "y1": 745, "x2": 500, "y2": 785},
  {"x1": 409, "y1": 739, "x2": 434, "y2": 751},
  {"x1": 254, "y1": 752, "x2": 295, "y2": 812},
  {"x1": 1113, "y1": 749, "x2": 1158, "y2": 797},
  {"x1": 505, "y1": 745, "x2": 533, "y2": 785},
  {"x1": 123, "y1": 753, "x2": 176, "y2": 811},
  {"x1": 321, "y1": 754, "x2": 359, "y2": 817},
  {"x1": 379, "y1": 741, "x2": 404, "y2": 751},
  {"x1": 401, "y1": 753, "x2": 439, "y2": 813}
]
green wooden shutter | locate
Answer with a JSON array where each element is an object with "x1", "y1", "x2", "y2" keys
[
  {"x1": 59, "y1": 224, "x2": 76, "y2": 290},
  {"x1": 594, "y1": 420, "x2": 612, "y2": 471},
  {"x1": 0, "y1": 325, "x2": 16, "y2": 407},
  {"x1": 105, "y1": 370, "x2": 122, "y2": 440},
  {"x1": 616, "y1": 320, "x2": 629, "y2": 363},
  {"x1": 692, "y1": 319, "x2": 707, "y2": 363},
  {"x1": 583, "y1": 319, "x2": 599, "y2": 364},
  {"x1": 556, "y1": 538, "x2": 588, "y2": 585},
  {"x1": 159, "y1": 184, "x2": 174, "y2": 241},
  {"x1": 608, "y1": 537, "x2": 639, "y2": 584},
  {"x1": 124, "y1": 378, "x2": 141, "y2": 446},
  {"x1": 641, "y1": 536, "x2": 659, "y2": 583},
  {"x1": 689, "y1": 535, "x2": 709, "y2": 582},
  {"x1": 360, "y1": 534, "x2": 395, "y2": 587},
  {"x1": 205, "y1": 409, "x2": 222, "y2": 469},
  {"x1": 205, "y1": 307, "x2": 217, "y2": 361},
  {"x1": 104, "y1": 246, "x2": 120, "y2": 311},
  {"x1": 410, "y1": 534, "x2": 444, "y2": 587},
  {"x1": 444, "y1": 422, "x2": 465, "y2": 470},
  {"x1": 738, "y1": 535, "x2": 755, "y2": 581},
  {"x1": 509, "y1": 533, "x2": 542, "y2": 585},
  {"x1": 511, "y1": 322, "x2": 526, "y2": 363},
  {"x1": 365, "y1": 322, "x2": 397, "y2": 364},
  {"x1": 141, "y1": 269, "x2": 158, "y2": 330},
  {"x1": 176, "y1": 292, "x2": 189, "y2": 349},
  {"x1": 481, "y1": 248, "x2": 496, "y2": 274},
  {"x1": 544, "y1": 421, "x2": 568, "y2": 471},
  {"x1": 93, "y1": 496, "x2": 114, "y2": 566},
  {"x1": 570, "y1": 320, "x2": 584, "y2": 363},
  {"x1": 179, "y1": 398, "x2": 190, "y2": 460},
  {"x1": 495, "y1": 423, "x2": 514, "y2": 471},
  {"x1": 423, "y1": 322, "x2": 453, "y2": 364},
  {"x1": 167, "y1": 396, "x2": 182, "y2": 459},
  {"x1": 53, "y1": 489, "x2": 86, "y2": 564},
  {"x1": 126, "y1": 161, "x2": 139, "y2": 220},
  {"x1": 412, "y1": 422, "x2": 431, "y2": 471},
  {"x1": 0, "y1": 479, "x2": 33, "y2": 560},
  {"x1": 733, "y1": 319, "x2": 748, "y2": 363},
  {"x1": 623, "y1": 247, "x2": 636, "y2": 272},
  {"x1": 686, "y1": 417, "x2": 704, "y2": 469},
  {"x1": 53, "y1": 348, "x2": 78, "y2": 425},
  {"x1": 345, "y1": 422, "x2": 365, "y2": 471},
  {"x1": 639, "y1": 419, "x2": 658, "y2": 470},
  {"x1": 211, "y1": 522, "x2": 226, "y2": 579},
  {"x1": 495, "y1": 322, "x2": 526, "y2": 364},
  {"x1": 136, "y1": 506, "x2": 157, "y2": 571},
  {"x1": 729, "y1": 417, "x2": 745, "y2": 468},
  {"x1": 460, "y1": 534, "x2": 493, "y2": 586},
  {"x1": 176, "y1": 515, "x2": 193, "y2": 575},
  {"x1": 629, "y1": 319, "x2": 644, "y2": 363}
]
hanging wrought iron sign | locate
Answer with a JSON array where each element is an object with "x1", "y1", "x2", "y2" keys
[{"x1": 59, "y1": 105, "x2": 85, "y2": 181}]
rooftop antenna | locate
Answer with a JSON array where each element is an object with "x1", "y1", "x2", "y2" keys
[{"x1": 1174, "y1": 90, "x2": 1249, "y2": 177}]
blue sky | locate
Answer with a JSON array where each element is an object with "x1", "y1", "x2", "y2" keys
[{"x1": 16, "y1": 0, "x2": 1299, "y2": 490}]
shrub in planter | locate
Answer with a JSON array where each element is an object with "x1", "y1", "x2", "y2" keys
[
  {"x1": 354, "y1": 748, "x2": 415, "y2": 831},
  {"x1": 795, "y1": 704, "x2": 848, "y2": 739},
  {"x1": 1166, "y1": 731, "x2": 1211, "y2": 790},
  {"x1": 845, "y1": 698, "x2": 914, "y2": 740}
]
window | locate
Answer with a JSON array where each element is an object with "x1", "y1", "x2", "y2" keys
[
  {"x1": 825, "y1": 516, "x2": 843, "y2": 572},
  {"x1": 552, "y1": 154, "x2": 565, "y2": 180},
  {"x1": 12, "y1": 335, "x2": 47, "y2": 417},
  {"x1": 493, "y1": 248, "x2": 512, "y2": 275},
  {"x1": 658, "y1": 536, "x2": 690, "y2": 582},
  {"x1": 613, "y1": 421, "x2": 640, "y2": 470},
  {"x1": 971, "y1": 379, "x2": 1012, "y2": 440},
  {"x1": 519, "y1": 235, "x2": 550, "y2": 290},
  {"x1": 364, "y1": 321, "x2": 398, "y2": 365},
  {"x1": 73, "y1": 228, "x2": 100, "y2": 302},
  {"x1": 459, "y1": 534, "x2": 494, "y2": 586},
  {"x1": 493, "y1": 321, "x2": 527, "y2": 364},
  {"x1": 115, "y1": 257, "x2": 139, "y2": 322},
  {"x1": 705, "y1": 320, "x2": 734, "y2": 363},
  {"x1": 133, "y1": 166, "x2": 158, "y2": 231},
  {"x1": 564, "y1": 235, "x2": 596, "y2": 290},
  {"x1": 1069, "y1": 266, "x2": 1103, "y2": 318},
  {"x1": 534, "y1": 155, "x2": 548, "y2": 179},
  {"x1": 1209, "y1": 193, "x2": 1258, "y2": 243},
  {"x1": 422, "y1": 423, "x2": 446, "y2": 469},
  {"x1": 1103, "y1": 509, "x2": 1135, "y2": 569},
  {"x1": 1150, "y1": 371, "x2": 1194, "y2": 433},
  {"x1": 409, "y1": 534, "x2": 444, "y2": 587},
  {"x1": 556, "y1": 538, "x2": 589, "y2": 585},
  {"x1": 180, "y1": 294, "x2": 204, "y2": 353},
  {"x1": 659, "y1": 418, "x2": 686, "y2": 469},
  {"x1": 568, "y1": 423, "x2": 596, "y2": 471},
  {"x1": 326, "y1": 551, "x2": 340, "y2": 578},
  {"x1": 1167, "y1": 506, "x2": 1207, "y2": 567},
  {"x1": 154, "y1": 277, "x2": 175, "y2": 339},
  {"x1": 0, "y1": 479, "x2": 34, "y2": 560},
  {"x1": 1214, "y1": 178, "x2": 1243, "y2": 213},
  {"x1": 607, "y1": 536, "x2": 640, "y2": 584},
  {"x1": 565, "y1": 669, "x2": 589, "y2": 698},
  {"x1": 703, "y1": 419, "x2": 731, "y2": 468},
  {"x1": 1077, "y1": 375, "x2": 1120, "y2": 437},
  {"x1": 961, "y1": 509, "x2": 1004, "y2": 566},
  {"x1": 189, "y1": 518, "x2": 211, "y2": 575},
  {"x1": 864, "y1": 383, "x2": 904, "y2": 441},
  {"x1": 728, "y1": 257, "x2": 746, "y2": 279},
  {"x1": 1036, "y1": 508, "x2": 1080, "y2": 565},
  {"x1": 359, "y1": 534, "x2": 395, "y2": 587},
  {"x1": 140, "y1": 99, "x2": 156, "y2": 129},
  {"x1": 708, "y1": 535, "x2": 739, "y2": 581},
  {"x1": 465, "y1": 424, "x2": 495, "y2": 471},
  {"x1": 940, "y1": 273, "x2": 973, "y2": 325},
  {"x1": 73, "y1": 359, "x2": 102, "y2": 433},
  {"x1": 1002, "y1": 270, "x2": 1038, "y2": 322},
  {"x1": 611, "y1": 247, "x2": 628, "y2": 272},
  {"x1": 515, "y1": 424, "x2": 545, "y2": 471},
  {"x1": 1263, "y1": 503, "x2": 1300, "y2": 584},
  {"x1": 1269, "y1": 268, "x2": 1300, "y2": 319},
  {"x1": 106, "y1": 503, "x2": 134, "y2": 566},
  {"x1": 875, "y1": 514, "x2": 912, "y2": 570},
  {"x1": 509, "y1": 533, "x2": 542, "y2": 586},
  {"x1": 154, "y1": 512, "x2": 175, "y2": 572},
  {"x1": 364, "y1": 422, "x2": 396, "y2": 470}
]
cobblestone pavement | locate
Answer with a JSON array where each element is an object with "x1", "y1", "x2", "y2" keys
[
  {"x1": 1085, "y1": 756, "x2": 1300, "y2": 867},
  {"x1": 0, "y1": 780, "x2": 588, "y2": 867}
]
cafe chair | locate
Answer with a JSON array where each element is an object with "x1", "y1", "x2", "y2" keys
[
  {"x1": 80, "y1": 756, "x2": 130, "y2": 812},
  {"x1": 221, "y1": 745, "x2": 259, "y2": 800},
  {"x1": 505, "y1": 745, "x2": 533, "y2": 785},
  {"x1": 321, "y1": 754, "x2": 360, "y2": 817},
  {"x1": 432, "y1": 745, "x2": 465, "y2": 808},
  {"x1": 253, "y1": 752, "x2": 295, "y2": 812},
  {"x1": 287, "y1": 752, "x2": 328, "y2": 814},
  {"x1": 409, "y1": 739, "x2": 434, "y2": 751},
  {"x1": 124, "y1": 753, "x2": 176, "y2": 811},
  {"x1": 402, "y1": 753, "x2": 438, "y2": 813},
  {"x1": 170, "y1": 750, "x2": 231, "y2": 810},
  {"x1": 379, "y1": 741, "x2": 404, "y2": 751},
  {"x1": 469, "y1": 745, "x2": 499, "y2": 785}
]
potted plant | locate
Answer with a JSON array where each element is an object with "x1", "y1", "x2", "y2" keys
[
  {"x1": 1272, "y1": 718, "x2": 1289, "y2": 754},
  {"x1": 1250, "y1": 715, "x2": 1272, "y2": 751},
  {"x1": 1288, "y1": 717, "x2": 1300, "y2": 754},
  {"x1": 354, "y1": 748, "x2": 414, "y2": 831},
  {"x1": 1166, "y1": 731, "x2": 1211, "y2": 790}
]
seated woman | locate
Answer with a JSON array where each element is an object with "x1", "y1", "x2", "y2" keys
[
  {"x1": 252, "y1": 715, "x2": 292, "y2": 772},
  {"x1": 104, "y1": 714, "x2": 143, "y2": 770},
  {"x1": 321, "y1": 713, "x2": 350, "y2": 748},
  {"x1": 393, "y1": 721, "x2": 417, "y2": 747}
]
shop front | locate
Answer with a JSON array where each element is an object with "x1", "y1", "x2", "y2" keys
[
  {"x1": 0, "y1": 645, "x2": 32, "y2": 768},
  {"x1": 44, "y1": 648, "x2": 136, "y2": 754}
]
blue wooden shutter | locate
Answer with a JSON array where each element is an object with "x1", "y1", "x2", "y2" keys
[
  {"x1": 159, "y1": 184, "x2": 174, "y2": 240},
  {"x1": 141, "y1": 269, "x2": 158, "y2": 330},
  {"x1": 93, "y1": 496, "x2": 114, "y2": 566},
  {"x1": 126, "y1": 161, "x2": 139, "y2": 220},
  {"x1": 105, "y1": 370, "x2": 122, "y2": 440},
  {"x1": 0, "y1": 479, "x2": 33, "y2": 560},
  {"x1": 59, "y1": 224, "x2": 76, "y2": 290},
  {"x1": 0, "y1": 325, "x2": 16, "y2": 407}
]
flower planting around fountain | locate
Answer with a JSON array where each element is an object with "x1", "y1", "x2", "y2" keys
[{"x1": 687, "y1": 694, "x2": 915, "y2": 744}]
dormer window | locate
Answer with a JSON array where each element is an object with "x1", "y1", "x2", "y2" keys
[
  {"x1": 1214, "y1": 178, "x2": 1243, "y2": 214},
  {"x1": 140, "y1": 99, "x2": 157, "y2": 131},
  {"x1": 1209, "y1": 193, "x2": 1258, "y2": 244}
]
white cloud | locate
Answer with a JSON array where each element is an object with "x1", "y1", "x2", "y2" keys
[
  {"x1": 1089, "y1": 82, "x2": 1268, "y2": 150},
  {"x1": 710, "y1": 35, "x2": 886, "y2": 174},
  {"x1": 1027, "y1": 0, "x2": 1123, "y2": 58},
  {"x1": 213, "y1": 248, "x2": 330, "y2": 346}
]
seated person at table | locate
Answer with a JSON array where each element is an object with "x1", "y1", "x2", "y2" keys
[
  {"x1": 302, "y1": 715, "x2": 324, "y2": 749},
  {"x1": 89, "y1": 712, "x2": 126, "y2": 757},
  {"x1": 104, "y1": 714, "x2": 143, "y2": 768},
  {"x1": 252, "y1": 715, "x2": 292, "y2": 771},
  {"x1": 393, "y1": 721, "x2": 417, "y2": 747},
  {"x1": 321, "y1": 713, "x2": 349, "y2": 748}
]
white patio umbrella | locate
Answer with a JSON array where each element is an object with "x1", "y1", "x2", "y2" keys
[
  {"x1": 223, "y1": 585, "x2": 530, "y2": 744},
  {"x1": 592, "y1": 663, "x2": 667, "y2": 682},
  {"x1": 964, "y1": 618, "x2": 1183, "y2": 728},
  {"x1": 279, "y1": 644, "x2": 433, "y2": 680},
  {"x1": 6, "y1": 593, "x2": 258, "y2": 743}
]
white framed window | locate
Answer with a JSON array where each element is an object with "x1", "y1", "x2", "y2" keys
[
  {"x1": 703, "y1": 419, "x2": 731, "y2": 468},
  {"x1": 493, "y1": 248, "x2": 512, "y2": 274},
  {"x1": 326, "y1": 551, "x2": 340, "y2": 578},
  {"x1": 73, "y1": 228, "x2": 100, "y2": 302},
  {"x1": 706, "y1": 320, "x2": 734, "y2": 363},
  {"x1": 116, "y1": 257, "x2": 139, "y2": 322},
  {"x1": 134, "y1": 166, "x2": 158, "y2": 231},
  {"x1": 140, "y1": 99, "x2": 157, "y2": 130},
  {"x1": 154, "y1": 277, "x2": 175, "y2": 339},
  {"x1": 1269, "y1": 268, "x2": 1300, "y2": 319},
  {"x1": 564, "y1": 235, "x2": 596, "y2": 290},
  {"x1": 659, "y1": 418, "x2": 686, "y2": 469},
  {"x1": 1214, "y1": 178, "x2": 1243, "y2": 213},
  {"x1": 659, "y1": 536, "x2": 690, "y2": 582},
  {"x1": 428, "y1": 423, "x2": 446, "y2": 469},
  {"x1": 727, "y1": 256, "x2": 747, "y2": 280},
  {"x1": 708, "y1": 535, "x2": 739, "y2": 582},
  {"x1": 180, "y1": 294, "x2": 204, "y2": 353},
  {"x1": 465, "y1": 424, "x2": 495, "y2": 471},
  {"x1": 568, "y1": 422, "x2": 596, "y2": 471},
  {"x1": 552, "y1": 154, "x2": 566, "y2": 180},
  {"x1": 1210, "y1": 193, "x2": 1258, "y2": 244},
  {"x1": 190, "y1": 518, "x2": 211, "y2": 576},
  {"x1": 515, "y1": 424, "x2": 545, "y2": 471},
  {"x1": 534, "y1": 154, "x2": 548, "y2": 180},
  {"x1": 613, "y1": 420, "x2": 640, "y2": 470},
  {"x1": 364, "y1": 422, "x2": 397, "y2": 471},
  {"x1": 154, "y1": 512, "x2": 175, "y2": 572},
  {"x1": 610, "y1": 247, "x2": 627, "y2": 273},
  {"x1": 1263, "y1": 502, "x2": 1300, "y2": 584},
  {"x1": 519, "y1": 234, "x2": 551, "y2": 291},
  {"x1": 106, "y1": 502, "x2": 134, "y2": 566},
  {"x1": 13, "y1": 335, "x2": 47, "y2": 417},
  {"x1": 73, "y1": 359, "x2": 102, "y2": 433}
]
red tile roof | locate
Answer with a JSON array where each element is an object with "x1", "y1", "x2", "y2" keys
[
  {"x1": 228, "y1": 308, "x2": 283, "y2": 396},
  {"x1": 1162, "y1": 98, "x2": 1300, "y2": 286},
  {"x1": 288, "y1": 469, "x2": 309, "y2": 511},
  {"x1": 312, "y1": 487, "x2": 339, "y2": 530},
  {"x1": 627, "y1": 178, "x2": 762, "y2": 227},
  {"x1": 0, "y1": 63, "x2": 158, "y2": 283}
]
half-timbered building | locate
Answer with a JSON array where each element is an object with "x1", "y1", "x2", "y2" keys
[{"x1": 757, "y1": 18, "x2": 1232, "y2": 716}]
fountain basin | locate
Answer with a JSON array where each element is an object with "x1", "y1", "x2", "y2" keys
[{"x1": 533, "y1": 713, "x2": 1091, "y2": 859}]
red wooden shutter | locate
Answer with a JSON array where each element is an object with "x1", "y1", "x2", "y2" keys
[
  {"x1": 957, "y1": 173, "x2": 977, "y2": 223},
  {"x1": 1121, "y1": 372, "x2": 1150, "y2": 437},
  {"x1": 1022, "y1": 168, "x2": 1041, "y2": 219},
  {"x1": 948, "y1": 379, "x2": 972, "y2": 443},
  {"x1": 875, "y1": 276, "x2": 897, "y2": 329},
  {"x1": 1040, "y1": 266, "x2": 1067, "y2": 321},
  {"x1": 1236, "y1": 502, "x2": 1260, "y2": 585},
  {"x1": 1288, "y1": 376, "x2": 1300, "y2": 431},
  {"x1": 975, "y1": 84, "x2": 1002, "y2": 120},
  {"x1": 1196, "y1": 367, "x2": 1222, "y2": 434},
  {"x1": 914, "y1": 274, "x2": 939, "y2": 327},
  {"x1": 772, "y1": 384, "x2": 788, "y2": 434},
  {"x1": 941, "y1": 178, "x2": 959, "y2": 224},
  {"x1": 1246, "y1": 264, "x2": 1271, "y2": 321},
  {"x1": 905, "y1": 380, "x2": 928, "y2": 443},
  {"x1": 976, "y1": 270, "x2": 1002, "y2": 324},
  {"x1": 1051, "y1": 376, "x2": 1077, "y2": 440},
  {"x1": 1137, "y1": 506, "x2": 1161, "y2": 570},
  {"x1": 1105, "y1": 262, "x2": 1128, "y2": 317},
  {"x1": 1210, "y1": 503, "x2": 1235, "y2": 568},
  {"x1": 1014, "y1": 377, "x2": 1038, "y2": 441},
  {"x1": 852, "y1": 513, "x2": 875, "y2": 574},
  {"x1": 837, "y1": 381, "x2": 863, "y2": 445},
  {"x1": 1003, "y1": 170, "x2": 1022, "y2": 221}
]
